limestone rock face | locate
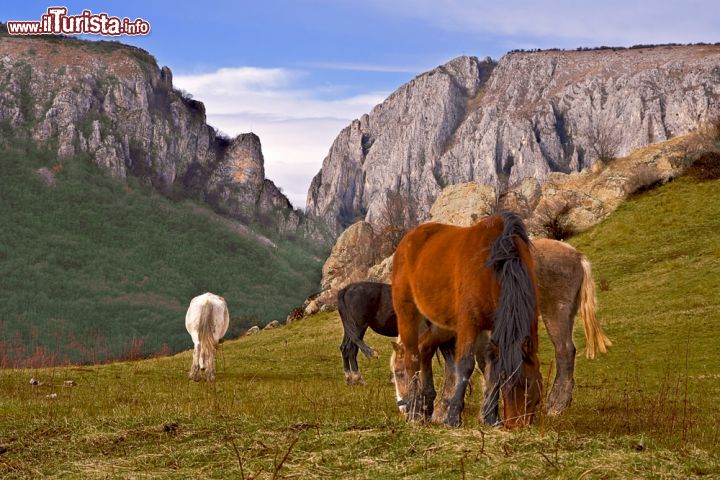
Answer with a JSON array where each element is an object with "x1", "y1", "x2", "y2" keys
[
  {"x1": 524, "y1": 135, "x2": 695, "y2": 235},
  {"x1": 366, "y1": 254, "x2": 393, "y2": 284},
  {"x1": 429, "y1": 182, "x2": 497, "y2": 227},
  {"x1": 307, "y1": 46, "x2": 720, "y2": 235},
  {"x1": 0, "y1": 36, "x2": 305, "y2": 236},
  {"x1": 426, "y1": 135, "x2": 696, "y2": 237},
  {"x1": 340, "y1": 134, "x2": 701, "y2": 292},
  {"x1": 317, "y1": 221, "x2": 381, "y2": 304}
]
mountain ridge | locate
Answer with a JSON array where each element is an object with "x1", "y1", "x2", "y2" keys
[
  {"x1": 306, "y1": 44, "x2": 720, "y2": 235},
  {"x1": 0, "y1": 31, "x2": 327, "y2": 239}
]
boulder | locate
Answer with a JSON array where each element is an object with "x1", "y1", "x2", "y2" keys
[
  {"x1": 304, "y1": 300, "x2": 320, "y2": 316},
  {"x1": 319, "y1": 303, "x2": 336, "y2": 313},
  {"x1": 317, "y1": 221, "x2": 381, "y2": 305},
  {"x1": 366, "y1": 254, "x2": 393, "y2": 284},
  {"x1": 429, "y1": 182, "x2": 497, "y2": 226},
  {"x1": 285, "y1": 307, "x2": 304, "y2": 324},
  {"x1": 263, "y1": 320, "x2": 281, "y2": 330},
  {"x1": 244, "y1": 326, "x2": 260, "y2": 336}
]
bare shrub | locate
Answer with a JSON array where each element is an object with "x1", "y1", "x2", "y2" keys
[
  {"x1": 686, "y1": 150, "x2": 720, "y2": 182},
  {"x1": 587, "y1": 119, "x2": 622, "y2": 165},
  {"x1": 376, "y1": 189, "x2": 419, "y2": 257},
  {"x1": 534, "y1": 199, "x2": 576, "y2": 240}
]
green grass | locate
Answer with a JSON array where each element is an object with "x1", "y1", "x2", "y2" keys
[
  {"x1": 0, "y1": 173, "x2": 718, "y2": 477},
  {"x1": 0, "y1": 142, "x2": 324, "y2": 365}
]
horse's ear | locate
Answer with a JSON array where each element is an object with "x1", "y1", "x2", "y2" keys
[{"x1": 390, "y1": 341, "x2": 404, "y2": 354}]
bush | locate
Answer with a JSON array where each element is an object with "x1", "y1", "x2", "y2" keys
[
  {"x1": 686, "y1": 151, "x2": 720, "y2": 182},
  {"x1": 376, "y1": 189, "x2": 419, "y2": 257},
  {"x1": 535, "y1": 199, "x2": 576, "y2": 240}
]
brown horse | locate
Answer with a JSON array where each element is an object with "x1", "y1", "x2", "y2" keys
[
  {"x1": 391, "y1": 238, "x2": 612, "y2": 423},
  {"x1": 392, "y1": 212, "x2": 542, "y2": 428}
]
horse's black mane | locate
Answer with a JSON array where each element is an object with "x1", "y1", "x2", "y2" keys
[{"x1": 486, "y1": 211, "x2": 536, "y2": 387}]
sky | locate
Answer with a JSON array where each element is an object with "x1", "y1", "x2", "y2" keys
[{"x1": 5, "y1": 1, "x2": 720, "y2": 208}]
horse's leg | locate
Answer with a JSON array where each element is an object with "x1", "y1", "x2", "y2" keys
[
  {"x1": 544, "y1": 301, "x2": 578, "y2": 416},
  {"x1": 445, "y1": 323, "x2": 480, "y2": 427},
  {"x1": 417, "y1": 331, "x2": 450, "y2": 421},
  {"x1": 340, "y1": 332, "x2": 364, "y2": 385},
  {"x1": 189, "y1": 343, "x2": 201, "y2": 382},
  {"x1": 395, "y1": 301, "x2": 423, "y2": 422},
  {"x1": 480, "y1": 353, "x2": 502, "y2": 427},
  {"x1": 473, "y1": 330, "x2": 502, "y2": 426},
  {"x1": 205, "y1": 345, "x2": 216, "y2": 382},
  {"x1": 431, "y1": 339, "x2": 456, "y2": 424}
]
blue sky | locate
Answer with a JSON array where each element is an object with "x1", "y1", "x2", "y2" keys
[{"x1": 5, "y1": 1, "x2": 720, "y2": 207}]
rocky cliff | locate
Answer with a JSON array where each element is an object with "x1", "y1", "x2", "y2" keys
[
  {"x1": 316, "y1": 132, "x2": 713, "y2": 301},
  {"x1": 0, "y1": 32, "x2": 309, "y2": 236},
  {"x1": 307, "y1": 45, "x2": 720, "y2": 234}
]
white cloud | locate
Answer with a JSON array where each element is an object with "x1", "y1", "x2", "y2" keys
[{"x1": 174, "y1": 67, "x2": 388, "y2": 209}]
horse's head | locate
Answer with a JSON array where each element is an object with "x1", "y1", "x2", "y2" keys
[
  {"x1": 489, "y1": 338, "x2": 543, "y2": 429},
  {"x1": 390, "y1": 341, "x2": 409, "y2": 414}
]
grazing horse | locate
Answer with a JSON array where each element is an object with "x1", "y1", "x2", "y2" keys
[
  {"x1": 185, "y1": 292, "x2": 229, "y2": 382},
  {"x1": 338, "y1": 282, "x2": 396, "y2": 385},
  {"x1": 392, "y1": 211, "x2": 542, "y2": 428},
  {"x1": 392, "y1": 238, "x2": 612, "y2": 421}
]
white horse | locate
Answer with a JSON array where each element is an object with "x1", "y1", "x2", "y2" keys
[{"x1": 185, "y1": 292, "x2": 229, "y2": 382}]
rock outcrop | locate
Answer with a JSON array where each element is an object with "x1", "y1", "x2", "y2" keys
[
  {"x1": 320, "y1": 134, "x2": 706, "y2": 295},
  {"x1": 307, "y1": 45, "x2": 720, "y2": 235},
  {"x1": 0, "y1": 34, "x2": 308, "y2": 236},
  {"x1": 317, "y1": 220, "x2": 383, "y2": 304}
]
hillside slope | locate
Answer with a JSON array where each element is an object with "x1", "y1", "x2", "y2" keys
[
  {"x1": 1, "y1": 172, "x2": 718, "y2": 477},
  {"x1": 307, "y1": 45, "x2": 720, "y2": 234},
  {"x1": 0, "y1": 30, "x2": 325, "y2": 238},
  {"x1": 0, "y1": 141, "x2": 324, "y2": 366}
]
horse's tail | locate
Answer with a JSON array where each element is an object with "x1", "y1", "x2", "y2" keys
[
  {"x1": 338, "y1": 288, "x2": 377, "y2": 359},
  {"x1": 487, "y1": 211, "x2": 538, "y2": 386},
  {"x1": 198, "y1": 298, "x2": 216, "y2": 369},
  {"x1": 578, "y1": 255, "x2": 612, "y2": 359}
]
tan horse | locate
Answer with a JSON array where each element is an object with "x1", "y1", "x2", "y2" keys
[
  {"x1": 185, "y1": 292, "x2": 229, "y2": 382},
  {"x1": 391, "y1": 238, "x2": 612, "y2": 423}
]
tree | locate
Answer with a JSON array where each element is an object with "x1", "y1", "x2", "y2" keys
[
  {"x1": 586, "y1": 118, "x2": 622, "y2": 165},
  {"x1": 376, "y1": 189, "x2": 419, "y2": 257}
]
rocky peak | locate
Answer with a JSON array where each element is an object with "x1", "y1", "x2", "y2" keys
[
  {"x1": 0, "y1": 34, "x2": 311, "y2": 237},
  {"x1": 305, "y1": 55, "x2": 495, "y2": 230},
  {"x1": 307, "y1": 45, "x2": 720, "y2": 236}
]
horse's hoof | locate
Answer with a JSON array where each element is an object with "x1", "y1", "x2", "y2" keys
[
  {"x1": 546, "y1": 392, "x2": 572, "y2": 416},
  {"x1": 444, "y1": 415, "x2": 462, "y2": 428},
  {"x1": 346, "y1": 372, "x2": 365, "y2": 386},
  {"x1": 483, "y1": 418, "x2": 503, "y2": 428}
]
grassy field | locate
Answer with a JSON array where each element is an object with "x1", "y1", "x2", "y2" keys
[
  {"x1": 0, "y1": 142, "x2": 324, "y2": 366},
  {"x1": 0, "y1": 172, "x2": 719, "y2": 478}
]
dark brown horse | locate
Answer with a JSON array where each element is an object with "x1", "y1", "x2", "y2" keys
[
  {"x1": 338, "y1": 282, "x2": 397, "y2": 385},
  {"x1": 392, "y1": 211, "x2": 542, "y2": 428}
]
